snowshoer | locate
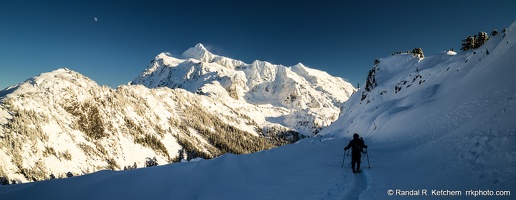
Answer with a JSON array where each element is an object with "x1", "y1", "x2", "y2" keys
[{"x1": 344, "y1": 133, "x2": 368, "y2": 173}]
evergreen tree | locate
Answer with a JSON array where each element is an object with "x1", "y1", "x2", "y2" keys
[
  {"x1": 411, "y1": 48, "x2": 424, "y2": 58},
  {"x1": 145, "y1": 157, "x2": 158, "y2": 167},
  {"x1": 491, "y1": 29, "x2": 499, "y2": 37},
  {"x1": 475, "y1": 32, "x2": 489, "y2": 49},
  {"x1": 124, "y1": 162, "x2": 138, "y2": 170},
  {"x1": 0, "y1": 177, "x2": 8, "y2": 185},
  {"x1": 461, "y1": 36, "x2": 475, "y2": 51},
  {"x1": 177, "y1": 148, "x2": 186, "y2": 161}
]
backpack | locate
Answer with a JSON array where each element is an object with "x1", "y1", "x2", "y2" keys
[{"x1": 351, "y1": 138, "x2": 365, "y2": 153}]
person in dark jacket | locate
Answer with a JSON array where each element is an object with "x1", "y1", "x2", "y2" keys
[{"x1": 344, "y1": 133, "x2": 368, "y2": 173}]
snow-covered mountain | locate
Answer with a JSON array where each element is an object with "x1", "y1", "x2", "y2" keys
[
  {"x1": 1, "y1": 21, "x2": 514, "y2": 199},
  {"x1": 0, "y1": 45, "x2": 354, "y2": 183},
  {"x1": 131, "y1": 43, "x2": 354, "y2": 127}
]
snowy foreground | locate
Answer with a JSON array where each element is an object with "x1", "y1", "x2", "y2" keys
[
  {"x1": 1, "y1": 22, "x2": 516, "y2": 199},
  {"x1": 2, "y1": 137, "x2": 366, "y2": 199},
  {"x1": 0, "y1": 135, "x2": 513, "y2": 199}
]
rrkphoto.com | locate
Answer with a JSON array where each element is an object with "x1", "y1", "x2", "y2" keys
[{"x1": 387, "y1": 189, "x2": 511, "y2": 197}]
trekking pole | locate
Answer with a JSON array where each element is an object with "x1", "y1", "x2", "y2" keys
[
  {"x1": 365, "y1": 148, "x2": 371, "y2": 169},
  {"x1": 341, "y1": 149, "x2": 348, "y2": 168}
]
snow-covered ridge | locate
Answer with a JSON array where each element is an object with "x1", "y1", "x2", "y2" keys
[
  {"x1": 320, "y1": 21, "x2": 516, "y2": 140},
  {"x1": 0, "y1": 67, "x2": 295, "y2": 183}
]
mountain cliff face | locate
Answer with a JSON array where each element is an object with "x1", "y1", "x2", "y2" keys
[{"x1": 0, "y1": 45, "x2": 355, "y2": 183}]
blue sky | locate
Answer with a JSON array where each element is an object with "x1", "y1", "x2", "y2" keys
[{"x1": 1, "y1": 0, "x2": 515, "y2": 90}]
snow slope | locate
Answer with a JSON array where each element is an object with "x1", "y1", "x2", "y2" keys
[
  {"x1": 322, "y1": 20, "x2": 516, "y2": 198},
  {"x1": 1, "y1": 22, "x2": 515, "y2": 199}
]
